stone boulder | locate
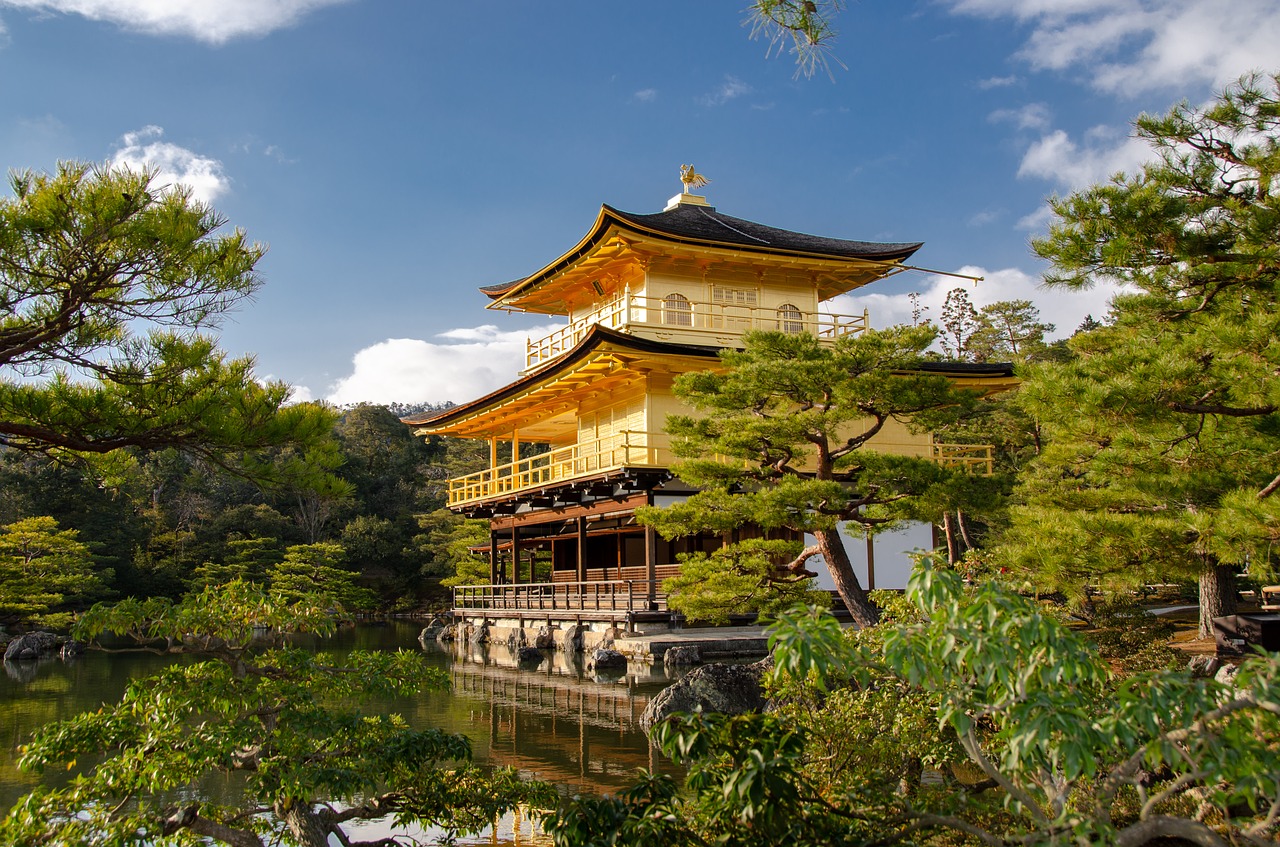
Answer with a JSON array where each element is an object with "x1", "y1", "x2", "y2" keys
[
  {"x1": 1187, "y1": 655, "x2": 1222, "y2": 678},
  {"x1": 1215, "y1": 663, "x2": 1241, "y2": 687},
  {"x1": 4, "y1": 631, "x2": 62, "y2": 663},
  {"x1": 505, "y1": 628, "x2": 528, "y2": 651},
  {"x1": 466, "y1": 621, "x2": 490, "y2": 646},
  {"x1": 534, "y1": 625, "x2": 557, "y2": 650},
  {"x1": 559, "y1": 623, "x2": 586, "y2": 653},
  {"x1": 588, "y1": 648, "x2": 627, "y2": 672},
  {"x1": 640, "y1": 657, "x2": 771, "y2": 735},
  {"x1": 662, "y1": 645, "x2": 703, "y2": 668},
  {"x1": 59, "y1": 639, "x2": 85, "y2": 659},
  {"x1": 419, "y1": 616, "x2": 451, "y2": 645}
]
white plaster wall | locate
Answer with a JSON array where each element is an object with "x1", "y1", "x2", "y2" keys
[{"x1": 805, "y1": 521, "x2": 933, "y2": 592}]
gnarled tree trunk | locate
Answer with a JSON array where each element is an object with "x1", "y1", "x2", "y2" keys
[{"x1": 814, "y1": 527, "x2": 879, "y2": 628}]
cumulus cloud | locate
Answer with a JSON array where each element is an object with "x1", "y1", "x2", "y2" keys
[
  {"x1": 0, "y1": 0, "x2": 351, "y2": 43},
  {"x1": 1017, "y1": 125, "x2": 1152, "y2": 189},
  {"x1": 700, "y1": 75, "x2": 752, "y2": 106},
  {"x1": 112, "y1": 126, "x2": 230, "y2": 204},
  {"x1": 945, "y1": 0, "x2": 1280, "y2": 96},
  {"x1": 830, "y1": 265, "x2": 1125, "y2": 342},
  {"x1": 325, "y1": 323, "x2": 560, "y2": 407}
]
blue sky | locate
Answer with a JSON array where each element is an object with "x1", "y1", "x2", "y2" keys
[{"x1": 2, "y1": 0, "x2": 1278, "y2": 406}]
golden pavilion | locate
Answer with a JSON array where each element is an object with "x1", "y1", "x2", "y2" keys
[{"x1": 405, "y1": 173, "x2": 1014, "y2": 633}]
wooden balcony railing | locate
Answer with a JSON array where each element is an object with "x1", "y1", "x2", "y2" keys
[
  {"x1": 932, "y1": 442, "x2": 994, "y2": 475},
  {"x1": 448, "y1": 431, "x2": 672, "y2": 507},
  {"x1": 453, "y1": 579, "x2": 667, "y2": 614},
  {"x1": 526, "y1": 293, "x2": 869, "y2": 370}
]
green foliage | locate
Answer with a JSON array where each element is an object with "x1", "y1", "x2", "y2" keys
[
  {"x1": 1005, "y1": 71, "x2": 1280, "y2": 634},
  {"x1": 662, "y1": 539, "x2": 830, "y2": 625},
  {"x1": 419, "y1": 508, "x2": 491, "y2": 588},
  {"x1": 0, "y1": 163, "x2": 333, "y2": 467},
  {"x1": 639, "y1": 327, "x2": 982, "y2": 627},
  {"x1": 270, "y1": 542, "x2": 375, "y2": 613},
  {"x1": 0, "y1": 516, "x2": 110, "y2": 628},
  {"x1": 555, "y1": 560, "x2": 1280, "y2": 846},
  {"x1": 1, "y1": 582, "x2": 553, "y2": 846},
  {"x1": 746, "y1": 0, "x2": 846, "y2": 79}
]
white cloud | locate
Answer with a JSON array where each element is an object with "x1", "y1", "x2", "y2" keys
[
  {"x1": 700, "y1": 75, "x2": 752, "y2": 106},
  {"x1": 831, "y1": 265, "x2": 1125, "y2": 342},
  {"x1": 1017, "y1": 126, "x2": 1152, "y2": 189},
  {"x1": 945, "y1": 0, "x2": 1280, "y2": 96},
  {"x1": 633, "y1": 88, "x2": 657, "y2": 102},
  {"x1": 0, "y1": 0, "x2": 351, "y2": 43},
  {"x1": 325, "y1": 323, "x2": 560, "y2": 407},
  {"x1": 967, "y1": 209, "x2": 1001, "y2": 227},
  {"x1": 978, "y1": 74, "x2": 1019, "y2": 89},
  {"x1": 988, "y1": 102, "x2": 1051, "y2": 131},
  {"x1": 111, "y1": 125, "x2": 230, "y2": 204}
]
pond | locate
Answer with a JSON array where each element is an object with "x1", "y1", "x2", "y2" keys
[{"x1": 1, "y1": 621, "x2": 680, "y2": 842}]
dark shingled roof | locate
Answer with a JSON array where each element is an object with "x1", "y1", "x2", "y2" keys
[
  {"x1": 480, "y1": 202, "x2": 923, "y2": 300},
  {"x1": 607, "y1": 203, "x2": 922, "y2": 261}
]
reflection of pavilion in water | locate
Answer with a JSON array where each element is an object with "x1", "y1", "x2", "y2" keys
[{"x1": 438, "y1": 642, "x2": 675, "y2": 794}]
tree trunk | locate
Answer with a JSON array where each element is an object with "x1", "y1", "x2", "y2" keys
[
  {"x1": 1198, "y1": 561, "x2": 1237, "y2": 640},
  {"x1": 279, "y1": 801, "x2": 330, "y2": 847},
  {"x1": 815, "y1": 527, "x2": 879, "y2": 628},
  {"x1": 956, "y1": 509, "x2": 976, "y2": 552},
  {"x1": 942, "y1": 512, "x2": 959, "y2": 565}
]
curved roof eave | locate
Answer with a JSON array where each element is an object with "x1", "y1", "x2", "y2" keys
[
  {"x1": 400, "y1": 324, "x2": 722, "y2": 430},
  {"x1": 481, "y1": 204, "x2": 924, "y2": 304}
]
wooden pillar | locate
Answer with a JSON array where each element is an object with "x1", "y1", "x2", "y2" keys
[
  {"x1": 511, "y1": 525, "x2": 521, "y2": 584},
  {"x1": 645, "y1": 525, "x2": 657, "y2": 606},
  {"x1": 576, "y1": 516, "x2": 588, "y2": 582},
  {"x1": 489, "y1": 437, "x2": 498, "y2": 470},
  {"x1": 511, "y1": 429, "x2": 520, "y2": 465},
  {"x1": 489, "y1": 529, "x2": 499, "y2": 584},
  {"x1": 866, "y1": 533, "x2": 876, "y2": 591}
]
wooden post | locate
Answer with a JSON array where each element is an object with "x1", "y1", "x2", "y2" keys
[
  {"x1": 866, "y1": 533, "x2": 876, "y2": 591},
  {"x1": 489, "y1": 529, "x2": 499, "y2": 584},
  {"x1": 577, "y1": 516, "x2": 588, "y2": 583},
  {"x1": 511, "y1": 525, "x2": 521, "y2": 585},
  {"x1": 645, "y1": 525, "x2": 657, "y2": 607}
]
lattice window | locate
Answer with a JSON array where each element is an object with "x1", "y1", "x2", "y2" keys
[
  {"x1": 778, "y1": 303, "x2": 804, "y2": 334},
  {"x1": 711, "y1": 286, "x2": 758, "y2": 306},
  {"x1": 662, "y1": 292, "x2": 693, "y2": 326}
]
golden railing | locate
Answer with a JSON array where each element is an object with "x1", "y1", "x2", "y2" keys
[
  {"x1": 932, "y1": 442, "x2": 994, "y2": 475},
  {"x1": 526, "y1": 293, "x2": 869, "y2": 369},
  {"x1": 448, "y1": 431, "x2": 673, "y2": 507}
]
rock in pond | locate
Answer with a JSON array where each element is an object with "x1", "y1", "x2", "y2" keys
[
  {"x1": 640, "y1": 657, "x2": 771, "y2": 734},
  {"x1": 4, "y1": 631, "x2": 62, "y2": 663},
  {"x1": 588, "y1": 648, "x2": 627, "y2": 672}
]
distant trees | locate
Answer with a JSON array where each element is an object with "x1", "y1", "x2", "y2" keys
[{"x1": 0, "y1": 516, "x2": 108, "y2": 627}]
